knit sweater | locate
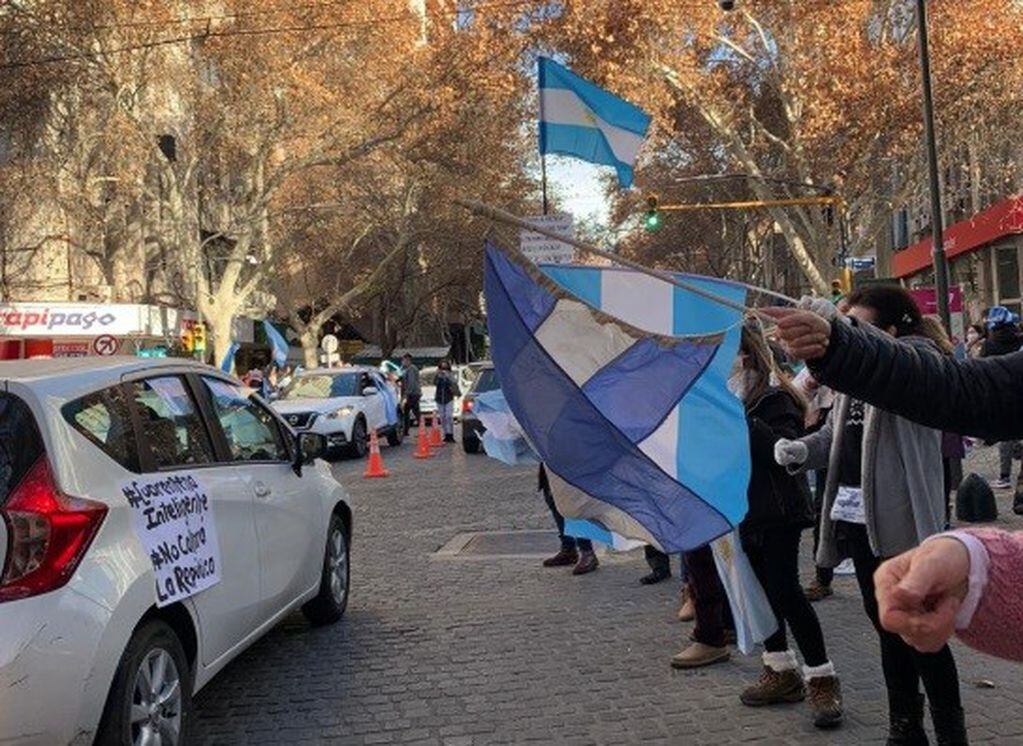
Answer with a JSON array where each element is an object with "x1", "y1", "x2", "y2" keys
[{"x1": 950, "y1": 528, "x2": 1023, "y2": 662}]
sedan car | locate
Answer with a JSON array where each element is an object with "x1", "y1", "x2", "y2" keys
[
  {"x1": 0, "y1": 357, "x2": 352, "y2": 746},
  {"x1": 460, "y1": 362, "x2": 500, "y2": 453},
  {"x1": 272, "y1": 366, "x2": 402, "y2": 459}
]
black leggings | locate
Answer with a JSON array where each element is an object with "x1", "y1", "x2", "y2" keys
[
  {"x1": 841, "y1": 522, "x2": 962, "y2": 710},
  {"x1": 746, "y1": 525, "x2": 829, "y2": 667}
]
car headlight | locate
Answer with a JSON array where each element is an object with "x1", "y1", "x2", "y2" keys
[{"x1": 326, "y1": 406, "x2": 355, "y2": 420}]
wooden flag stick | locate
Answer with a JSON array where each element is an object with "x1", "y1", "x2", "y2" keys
[{"x1": 456, "y1": 199, "x2": 797, "y2": 321}]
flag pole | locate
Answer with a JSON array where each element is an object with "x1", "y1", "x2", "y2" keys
[
  {"x1": 456, "y1": 199, "x2": 796, "y2": 319},
  {"x1": 541, "y1": 154, "x2": 549, "y2": 216},
  {"x1": 538, "y1": 57, "x2": 549, "y2": 216}
]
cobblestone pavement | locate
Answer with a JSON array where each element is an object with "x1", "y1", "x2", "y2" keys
[{"x1": 193, "y1": 439, "x2": 1023, "y2": 745}]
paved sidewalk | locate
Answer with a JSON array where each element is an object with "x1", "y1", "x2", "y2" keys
[{"x1": 193, "y1": 441, "x2": 1023, "y2": 744}]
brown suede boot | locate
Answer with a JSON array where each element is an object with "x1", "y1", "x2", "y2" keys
[
  {"x1": 542, "y1": 548, "x2": 578, "y2": 567},
  {"x1": 807, "y1": 675, "x2": 844, "y2": 729},
  {"x1": 740, "y1": 666, "x2": 805, "y2": 707},
  {"x1": 571, "y1": 549, "x2": 599, "y2": 575}
]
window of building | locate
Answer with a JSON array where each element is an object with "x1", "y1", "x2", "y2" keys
[{"x1": 993, "y1": 245, "x2": 1022, "y2": 315}]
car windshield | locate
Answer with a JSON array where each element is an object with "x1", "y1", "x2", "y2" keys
[
  {"x1": 473, "y1": 368, "x2": 500, "y2": 394},
  {"x1": 282, "y1": 373, "x2": 358, "y2": 400}
]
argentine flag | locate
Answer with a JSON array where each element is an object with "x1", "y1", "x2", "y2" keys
[{"x1": 539, "y1": 57, "x2": 651, "y2": 188}]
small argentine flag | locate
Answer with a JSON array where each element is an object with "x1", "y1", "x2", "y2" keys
[{"x1": 539, "y1": 57, "x2": 652, "y2": 188}]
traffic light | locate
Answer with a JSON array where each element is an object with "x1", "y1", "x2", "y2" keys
[
  {"x1": 192, "y1": 323, "x2": 207, "y2": 354},
  {"x1": 644, "y1": 194, "x2": 662, "y2": 233},
  {"x1": 180, "y1": 327, "x2": 194, "y2": 353},
  {"x1": 831, "y1": 268, "x2": 853, "y2": 300}
]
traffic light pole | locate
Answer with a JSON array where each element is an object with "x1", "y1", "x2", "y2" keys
[{"x1": 916, "y1": 0, "x2": 951, "y2": 331}]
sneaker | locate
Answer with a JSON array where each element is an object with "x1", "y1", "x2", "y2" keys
[
  {"x1": 992, "y1": 477, "x2": 1012, "y2": 490},
  {"x1": 804, "y1": 582, "x2": 834, "y2": 602},
  {"x1": 807, "y1": 675, "x2": 844, "y2": 729},
  {"x1": 677, "y1": 587, "x2": 695, "y2": 622},
  {"x1": 740, "y1": 667, "x2": 806, "y2": 707},
  {"x1": 572, "y1": 550, "x2": 599, "y2": 575},
  {"x1": 670, "y1": 642, "x2": 730, "y2": 669},
  {"x1": 542, "y1": 548, "x2": 578, "y2": 568}
]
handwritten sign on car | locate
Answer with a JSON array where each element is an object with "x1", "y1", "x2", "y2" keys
[{"x1": 121, "y1": 474, "x2": 222, "y2": 607}]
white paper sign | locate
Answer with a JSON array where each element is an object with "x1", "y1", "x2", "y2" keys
[
  {"x1": 830, "y1": 485, "x2": 867, "y2": 524},
  {"x1": 121, "y1": 474, "x2": 222, "y2": 607},
  {"x1": 520, "y1": 213, "x2": 575, "y2": 264}
]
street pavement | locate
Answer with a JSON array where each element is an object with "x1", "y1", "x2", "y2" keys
[{"x1": 194, "y1": 440, "x2": 1023, "y2": 745}]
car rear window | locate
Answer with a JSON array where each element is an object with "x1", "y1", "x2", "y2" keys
[
  {"x1": 63, "y1": 385, "x2": 141, "y2": 472},
  {"x1": 0, "y1": 393, "x2": 44, "y2": 503},
  {"x1": 473, "y1": 368, "x2": 500, "y2": 394}
]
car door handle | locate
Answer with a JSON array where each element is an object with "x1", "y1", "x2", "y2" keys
[{"x1": 253, "y1": 480, "x2": 272, "y2": 499}]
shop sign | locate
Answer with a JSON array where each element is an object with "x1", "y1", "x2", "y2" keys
[{"x1": 0, "y1": 303, "x2": 145, "y2": 337}]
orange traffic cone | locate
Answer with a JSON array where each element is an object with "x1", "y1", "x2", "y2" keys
[
  {"x1": 414, "y1": 417, "x2": 434, "y2": 459},
  {"x1": 363, "y1": 430, "x2": 389, "y2": 478},
  {"x1": 429, "y1": 411, "x2": 444, "y2": 448}
]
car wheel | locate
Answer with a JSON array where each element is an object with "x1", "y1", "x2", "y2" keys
[
  {"x1": 345, "y1": 418, "x2": 368, "y2": 459},
  {"x1": 462, "y1": 434, "x2": 480, "y2": 454},
  {"x1": 386, "y1": 424, "x2": 403, "y2": 447},
  {"x1": 302, "y1": 513, "x2": 350, "y2": 626},
  {"x1": 95, "y1": 620, "x2": 192, "y2": 746}
]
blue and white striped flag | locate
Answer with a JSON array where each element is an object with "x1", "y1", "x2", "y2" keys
[
  {"x1": 486, "y1": 241, "x2": 749, "y2": 552},
  {"x1": 539, "y1": 57, "x2": 652, "y2": 188}
]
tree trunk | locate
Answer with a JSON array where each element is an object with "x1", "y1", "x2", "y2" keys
[
  {"x1": 208, "y1": 310, "x2": 234, "y2": 370},
  {"x1": 299, "y1": 326, "x2": 321, "y2": 369}
]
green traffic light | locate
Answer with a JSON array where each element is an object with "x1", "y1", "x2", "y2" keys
[{"x1": 644, "y1": 210, "x2": 662, "y2": 232}]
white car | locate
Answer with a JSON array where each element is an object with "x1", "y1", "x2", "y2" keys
[
  {"x1": 272, "y1": 366, "x2": 402, "y2": 459},
  {"x1": 0, "y1": 357, "x2": 352, "y2": 745}
]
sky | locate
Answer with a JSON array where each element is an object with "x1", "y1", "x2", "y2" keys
[{"x1": 545, "y1": 155, "x2": 614, "y2": 228}]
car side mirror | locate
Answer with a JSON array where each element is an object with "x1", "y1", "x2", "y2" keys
[
  {"x1": 293, "y1": 432, "x2": 327, "y2": 476},
  {"x1": 362, "y1": 386, "x2": 378, "y2": 396}
]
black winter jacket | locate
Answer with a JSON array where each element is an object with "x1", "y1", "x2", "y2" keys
[
  {"x1": 981, "y1": 325, "x2": 1021, "y2": 358},
  {"x1": 809, "y1": 319, "x2": 1023, "y2": 442},
  {"x1": 740, "y1": 387, "x2": 815, "y2": 547}
]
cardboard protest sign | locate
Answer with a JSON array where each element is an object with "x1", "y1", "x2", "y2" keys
[{"x1": 121, "y1": 474, "x2": 222, "y2": 607}]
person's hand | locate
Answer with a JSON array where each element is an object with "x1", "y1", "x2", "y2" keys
[
  {"x1": 875, "y1": 538, "x2": 971, "y2": 653},
  {"x1": 760, "y1": 307, "x2": 832, "y2": 361},
  {"x1": 774, "y1": 438, "x2": 808, "y2": 467}
]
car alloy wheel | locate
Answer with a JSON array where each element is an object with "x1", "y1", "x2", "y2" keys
[
  {"x1": 130, "y1": 648, "x2": 183, "y2": 746},
  {"x1": 328, "y1": 526, "x2": 348, "y2": 605}
]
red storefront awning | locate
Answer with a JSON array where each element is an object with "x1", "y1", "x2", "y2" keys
[{"x1": 892, "y1": 195, "x2": 1023, "y2": 278}]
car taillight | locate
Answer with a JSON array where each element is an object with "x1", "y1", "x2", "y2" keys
[
  {"x1": 0, "y1": 456, "x2": 107, "y2": 603},
  {"x1": 462, "y1": 397, "x2": 474, "y2": 414}
]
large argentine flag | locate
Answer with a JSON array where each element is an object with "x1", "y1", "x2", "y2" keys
[
  {"x1": 485, "y1": 240, "x2": 751, "y2": 552},
  {"x1": 539, "y1": 57, "x2": 652, "y2": 188}
]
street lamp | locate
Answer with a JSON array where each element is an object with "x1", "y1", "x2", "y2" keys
[{"x1": 914, "y1": 0, "x2": 951, "y2": 331}]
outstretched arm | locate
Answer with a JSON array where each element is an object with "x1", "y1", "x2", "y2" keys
[{"x1": 764, "y1": 308, "x2": 1023, "y2": 441}]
